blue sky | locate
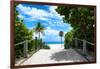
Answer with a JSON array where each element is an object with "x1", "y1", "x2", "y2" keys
[{"x1": 16, "y1": 4, "x2": 72, "y2": 42}]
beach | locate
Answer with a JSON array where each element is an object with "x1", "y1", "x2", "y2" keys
[{"x1": 48, "y1": 44, "x2": 64, "y2": 49}]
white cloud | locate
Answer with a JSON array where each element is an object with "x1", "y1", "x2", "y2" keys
[
  {"x1": 17, "y1": 4, "x2": 70, "y2": 31},
  {"x1": 43, "y1": 27, "x2": 67, "y2": 42},
  {"x1": 49, "y1": 6, "x2": 64, "y2": 20},
  {"x1": 68, "y1": 27, "x2": 73, "y2": 31},
  {"x1": 45, "y1": 27, "x2": 58, "y2": 35},
  {"x1": 17, "y1": 4, "x2": 31, "y2": 12},
  {"x1": 32, "y1": 32, "x2": 45, "y2": 39},
  {"x1": 17, "y1": 4, "x2": 71, "y2": 42},
  {"x1": 17, "y1": 4, "x2": 52, "y2": 21},
  {"x1": 17, "y1": 14, "x2": 24, "y2": 19},
  {"x1": 49, "y1": 6, "x2": 57, "y2": 14},
  {"x1": 17, "y1": 4, "x2": 64, "y2": 23}
]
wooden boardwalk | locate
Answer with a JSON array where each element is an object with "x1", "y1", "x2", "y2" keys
[{"x1": 20, "y1": 49, "x2": 87, "y2": 65}]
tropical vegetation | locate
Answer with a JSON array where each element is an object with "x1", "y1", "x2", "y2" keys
[
  {"x1": 14, "y1": 4, "x2": 49, "y2": 59},
  {"x1": 64, "y1": 30, "x2": 74, "y2": 49},
  {"x1": 56, "y1": 6, "x2": 95, "y2": 51}
]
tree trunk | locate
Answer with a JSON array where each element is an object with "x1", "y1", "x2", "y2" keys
[
  {"x1": 39, "y1": 32, "x2": 40, "y2": 39},
  {"x1": 38, "y1": 32, "x2": 40, "y2": 49}
]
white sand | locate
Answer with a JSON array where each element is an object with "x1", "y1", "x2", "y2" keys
[{"x1": 48, "y1": 44, "x2": 64, "y2": 49}]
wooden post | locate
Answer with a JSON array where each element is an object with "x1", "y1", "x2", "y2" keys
[
  {"x1": 38, "y1": 39, "x2": 41, "y2": 50},
  {"x1": 35, "y1": 37, "x2": 37, "y2": 50},
  {"x1": 75, "y1": 38, "x2": 78, "y2": 49},
  {"x1": 83, "y1": 40, "x2": 87, "y2": 55},
  {"x1": 70, "y1": 42, "x2": 72, "y2": 49},
  {"x1": 24, "y1": 40, "x2": 28, "y2": 58},
  {"x1": 43, "y1": 42, "x2": 45, "y2": 49},
  {"x1": 41, "y1": 39, "x2": 43, "y2": 49},
  {"x1": 71, "y1": 40, "x2": 73, "y2": 49},
  {"x1": 40, "y1": 38, "x2": 42, "y2": 49}
]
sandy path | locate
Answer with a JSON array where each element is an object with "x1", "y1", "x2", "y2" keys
[
  {"x1": 20, "y1": 49, "x2": 87, "y2": 65},
  {"x1": 48, "y1": 44, "x2": 64, "y2": 49}
]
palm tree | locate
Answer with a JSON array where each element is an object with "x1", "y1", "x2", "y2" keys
[
  {"x1": 34, "y1": 22, "x2": 45, "y2": 48},
  {"x1": 34, "y1": 22, "x2": 45, "y2": 39},
  {"x1": 59, "y1": 31, "x2": 64, "y2": 48}
]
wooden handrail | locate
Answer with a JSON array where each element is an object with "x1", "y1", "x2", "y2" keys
[
  {"x1": 15, "y1": 38, "x2": 42, "y2": 58},
  {"x1": 15, "y1": 39, "x2": 34, "y2": 46},
  {"x1": 74, "y1": 38, "x2": 94, "y2": 46},
  {"x1": 86, "y1": 41, "x2": 94, "y2": 46},
  {"x1": 15, "y1": 41, "x2": 25, "y2": 46}
]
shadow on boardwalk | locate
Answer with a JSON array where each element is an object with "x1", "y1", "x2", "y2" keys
[{"x1": 50, "y1": 49, "x2": 87, "y2": 62}]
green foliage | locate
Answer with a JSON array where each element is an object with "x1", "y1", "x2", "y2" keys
[
  {"x1": 37, "y1": 39, "x2": 50, "y2": 49},
  {"x1": 15, "y1": 21, "x2": 34, "y2": 58},
  {"x1": 56, "y1": 6, "x2": 94, "y2": 43},
  {"x1": 14, "y1": 4, "x2": 34, "y2": 58},
  {"x1": 56, "y1": 6, "x2": 95, "y2": 56},
  {"x1": 34, "y1": 22, "x2": 45, "y2": 39},
  {"x1": 43, "y1": 45, "x2": 50, "y2": 49},
  {"x1": 64, "y1": 30, "x2": 74, "y2": 49},
  {"x1": 28, "y1": 40, "x2": 35, "y2": 52}
]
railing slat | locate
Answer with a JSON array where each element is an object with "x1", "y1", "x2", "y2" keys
[
  {"x1": 74, "y1": 38, "x2": 94, "y2": 46},
  {"x1": 83, "y1": 40, "x2": 87, "y2": 55},
  {"x1": 28, "y1": 39, "x2": 33, "y2": 42},
  {"x1": 75, "y1": 38, "x2": 83, "y2": 41},
  {"x1": 24, "y1": 40, "x2": 28, "y2": 58},
  {"x1": 86, "y1": 41, "x2": 94, "y2": 45},
  {"x1": 15, "y1": 41, "x2": 25, "y2": 46}
]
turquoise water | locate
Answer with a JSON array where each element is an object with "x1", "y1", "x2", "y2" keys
[{"x1": 46, "y1": 42, "x2": 64, "y2": 44}]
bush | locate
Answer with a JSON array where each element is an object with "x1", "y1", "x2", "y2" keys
[{"x1": 43, "y1": 45, "x2": 50, "y2": 49}]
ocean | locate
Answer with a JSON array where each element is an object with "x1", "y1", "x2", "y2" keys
[{"x1": 46, "y1": 42, "x2": 64, "y2": 44}]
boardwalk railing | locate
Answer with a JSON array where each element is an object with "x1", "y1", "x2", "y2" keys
[
  {"x1": 68, "y1": 38, "x2": 95, "y2": 61},
  {"x1": 15, "y1": 37, "x2": 45, "y2": 58}
]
